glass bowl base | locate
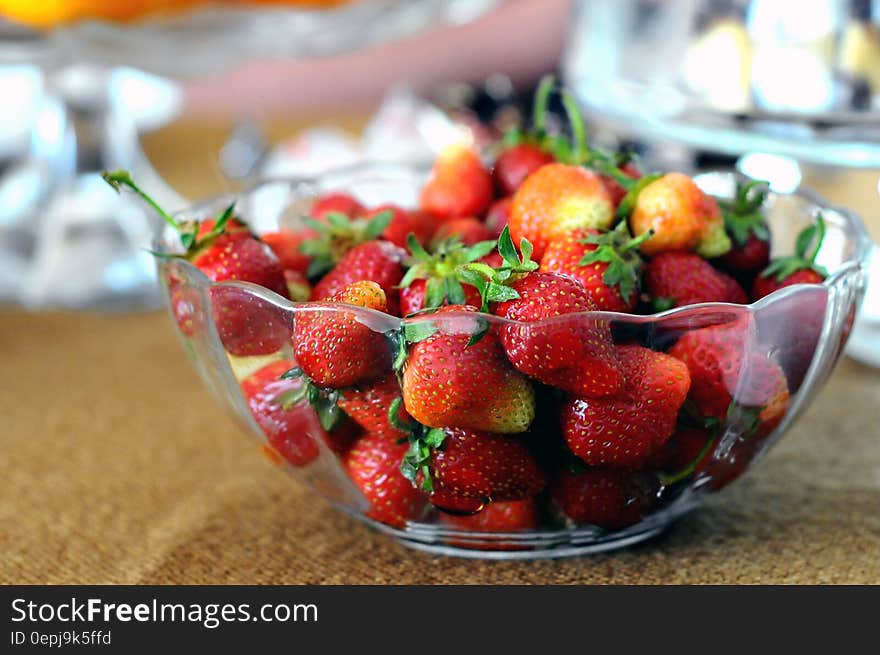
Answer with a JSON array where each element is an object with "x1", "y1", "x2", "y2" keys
[{"x1": 392, "y1": 524, "x2": 669, "y2": 560}]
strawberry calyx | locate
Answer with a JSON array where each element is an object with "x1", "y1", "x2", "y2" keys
[
  {"x1": 389, "y1": 397, "x2": 446, "y2": 493},
  {"x1": 397, "y1": 233, "x2": 496, "y2": 313},
  {"x1": 458, "y1": 226, "x2": 538, "y2": 311},
  {"x1": 299, "y1": 209, "x2": 393, "y2": 279},
  {"x1": 760, "y1": 213, "x2": 828, "y2": 283},
  {"x1": 277, "y1": 366, "x2": 344, "y2": 431},
  {"x1": 718, "y1": 180, "x2": 770, "y2": 247},
  {"x1": 578, "y1": 222, "x2": 653, "y2": 302},
  {"x1": 102, "y1": 169, "x2": 241, "y2": 257}
]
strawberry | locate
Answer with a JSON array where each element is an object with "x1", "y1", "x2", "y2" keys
[
  {"x1": 311, "y1": 192, "x2": 364, "y2": 222},
  {"x1": 261, "y1": 230, "x2": 311, "y2": 275},
  {"x1": 668, "y1": 319, "x2": 789, "y2": 429},
  {"x1": 629, "y1": 172, "x2": 731, "y2": 258},
  {"x1": 399, "y1": 279, "x2": 483, "y2": 317},
  {"x1": 299, "y1": 208, "x2": 394, "y2": 278},
  {"x1": 540, "y1": 222, "x2": 650, "y2": 312},
  {"x1": 492, "y1": 75, "x2": 557, "y2": 196},
  {"x1": 311, "y1": 240, "x2": 405, "y2": 315},
  {"x1": 102, "y1": 170, "x2": 290, "y2": 356},
  {"x1": 372, "y1": 204, "x2": 437, "y2": 249},
  {"x1": 401, "y1": 305, "x2": 535, "y2": 434},
  {"x1": 337, "y1": 373, "x2": 411, "y2": 441},
  {"x1": 397, "y1": 235, "x2": 495, "y2": 316},
  {"x1": 210, "y1": 285, "x2": 291, "y2": 357},
  {"x1": 508, "y1": 163, "x2": 615, "y2": 260},
  {"x1": 494, "y1": 144, "x2": 555, "y2": 195},
  {"x1": 551, "y1": 468, "x2": 658, "y2": 529},
  {"x1": 752, "y1": 214, "x2": 828, "y2": 300},
  {"x1": 485, "y1": 196, "x2": 512, "y2": 238},
  {"x1": 344, "y1": 432, "x2": 426, "y2": 528},
  {"x1": 647, "y1": 427, "x2": 712, "y2": 474},
  {"x1": 493, "y1": 272, "x2": 623, "y2": 396},
  {"x1": 240, "y1": 360, "x2": 322, "y2": 467},
  {"x1": 432, "y1": 217, "x2": 492, "y2": 247},
  {"x1": 403, "y1": 427, "x2": 546, "y2": 507},
  {"x1": 479, "y1": 234, "x2": 622, "y2": 396},
  {"x1": 645, "y1": 251, "x2": 748, "y2": 310},
  {"x1": 562, "y1": 345, "x2": 690, "y2": 468},
  {"x1": 441, "y1": 498, "x2": 539, "y2": 549},
  {"x1": 717, "y1": 180, "x2": 771, "y2": 274},
  {"x1": 294, "y1": 280, "x2": 392, "y2": 388},
  {"x1": 419, "y1": 145, "x2": 493, "y2": 220},
  {"x1": 441, "y1": 498, "x2": 539, "y2": 531}
]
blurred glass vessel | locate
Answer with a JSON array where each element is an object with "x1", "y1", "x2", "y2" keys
[{"x1": 154, "y1": 163, "x2": 870, "y2": 558}]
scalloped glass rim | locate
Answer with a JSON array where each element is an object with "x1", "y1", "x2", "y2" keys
[{"x1": 156, "y1": 164, "x2": 874, "y2": 326}]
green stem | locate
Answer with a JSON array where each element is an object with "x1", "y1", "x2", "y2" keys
[
  {"x1": 560, "y1": 91, "x2": 587, "y2": 165},
  {"x1": 102, "y1": 169, "x2": 179, "y2": 233},
  {"x1": 659, "y1": 436, "x2": 717, "y2": 487},
  {"x1": 806, "y1": 213, "x2": 826, "y2": 264},
  {"x1": 532, "y1": 74, "x2": 555, "y2": 137}
]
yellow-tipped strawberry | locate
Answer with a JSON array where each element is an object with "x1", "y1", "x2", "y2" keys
[
  {"x1": 629, "y1": 172, "x2": 732, "y2": 257},
  {"x1": 419, "y1": 145, "x2": 493, "y2": 220}
]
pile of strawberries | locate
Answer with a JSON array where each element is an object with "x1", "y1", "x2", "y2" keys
[{"x1": 103, "y1": 78, "x2": 829, "y2": 539}]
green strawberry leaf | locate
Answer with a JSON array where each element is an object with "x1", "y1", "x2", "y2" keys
[
  {"x1": 424, "y1": 277, "x2": 446, "y2": 309},
  {"x1": 362, "y1": 209, "x2": 393, "y2": 241},
  {"x1": 445, "y1": 277, "x2": 467, "y2": 305},
  {"x1": 465, "y1": 316, "x2": 490, "y2": 348},
  {"x1": 464, "y1": 240, "x2": 497, "y2": 262},
  {"x1": 760, "y1": 213, "x2": 827, "y2": 282},
  {"x1": 404, "y1": 320, "x2": 437, "y2": 344}
]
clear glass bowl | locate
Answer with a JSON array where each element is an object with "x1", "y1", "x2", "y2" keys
[{"x1": 156, "y1": 164, "x2": 871, "y2": 559}]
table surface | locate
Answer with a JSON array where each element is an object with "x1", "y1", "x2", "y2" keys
[{"x1": 2, "y1": 119, "x2": 879, "y2": 584}]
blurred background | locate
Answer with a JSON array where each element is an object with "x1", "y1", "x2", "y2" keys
[{"x1": 0, "y1": 0, "x2": 878, "y2": 362}]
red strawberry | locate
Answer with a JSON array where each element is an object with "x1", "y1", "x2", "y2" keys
[
  {"x1": 261, "y1": 230, "x2": 311, "y2": 275},
  {"x1": 422, "y1": 427, "x2": 546, "y2": 505},
  {"x1": 442, "y1": 498, "x2": 539, "y2": 531},
  {"x1": 344, "y1": 433, "x2": 426, "y2": 528},
  {"x1": 441, "y1": 498, "x2": 539, "y2": 549},
  {"x1": 721, "y1": 234, "x2": 770, "y2": 275},
  {"x1": 492, "y1": 270, "x2": 623, "y2": 397},
  {"x1": 294, "y1": 280, "x2": 391, "y2": 388},
  {"x1": 419, "y1": 145, "x2": 493, "y2": 220},
  {"x1": 551, "y1": 468, "x2": 658, "y2": 529},
  {"x1": 647, "y1": 427, "x2": 711, "y2": 474},
  {"x1": 397, "y1": 237, "x2": 496, "y2": 316},
  {"x1": 337, "y1": 373, "x2": 410, "y2": 441},
  {"x1": 508, "y1": 163, "x2": 615, "y2": 260},
  {"x1": 752, "y1": 214, "x2": 828, "y2": 300},
  {"x1": 432, "y1": 217, "x2": 492, "y2": 247},
  {"x1": 493, "y1": 143, "x2": 555, "y2": 195},
  {"x1": 717, "y1": 180, "x2": 771, "y2": 274},
  {"x1": 630, "y1": 172, "x2": 730, "y2": 258},
  {"x1": 401, "y1": 305, "x2": 535, "y2": 434},
  {"x1": 311, "y1": 240, "x2": 405, "y2": 315},
  {"x1": 372, "y1": 204, "x2": 437, "y2": 249},
  {"x1": 311, "y1": 192, "x2": 364, "y2": 221},
  {"x1": 210, "y1": 285, "x2": 291, "y2": 357},
  {"x1": 668, "y1": 319, "x2": 789, "y2": 428},
  {"x1": 240, "y1": 360, "x2": 322, "y2": 467},
  {"x1": 484, "y1": 196, "x2": 512, "y2": 238},
  {"x1": 399, "y1": 279, "x2": 483, "y2": 317},
  {"x1": 562, "y1": 345, "x2": 690, "y2": 469},
  {"x1": 540, "y1": 223, "x2": 649, "y2": 312},
  {"x1": 645, "y1": 251, "x2": 748, "y2": 310}
]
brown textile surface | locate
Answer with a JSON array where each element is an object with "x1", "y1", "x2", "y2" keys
[{"x1": 1, "y1": 310, "x2": 878, "y2": 584}]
